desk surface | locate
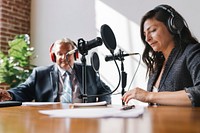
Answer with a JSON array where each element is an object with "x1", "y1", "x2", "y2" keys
[{"x1": 0, "y1": 104, "x2": 200, "y2": 133}]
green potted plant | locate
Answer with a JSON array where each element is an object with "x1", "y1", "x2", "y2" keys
[{"x1": 0, "y1": 34, "x2": 36, "y2": 88}]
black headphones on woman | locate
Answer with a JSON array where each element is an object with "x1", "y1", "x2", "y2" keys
[{"x1": 154, "y1": 4, "x2": 185, "y2": 34}]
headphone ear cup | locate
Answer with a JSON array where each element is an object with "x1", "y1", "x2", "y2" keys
[
  {"x1": 49, "y1": 43, "x2": 56, "y2": 62},
  {"x1": 168, "y1": 15, "x2": 184, "y2": 34},
  {"x1": 74, "y1": 51, "x2": 79, "y2": 61},
  {"x1": 50, "y1": 53, "x2": 56, "y2": 62}
]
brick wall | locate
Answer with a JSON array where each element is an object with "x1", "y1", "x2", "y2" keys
[{"x1": 0, "y1": 0, "x2": 31, "y2": 90}]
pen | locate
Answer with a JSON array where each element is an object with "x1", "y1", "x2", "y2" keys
[{"x1": 121, "y1": 105, "x2": 135, "y2": 110}]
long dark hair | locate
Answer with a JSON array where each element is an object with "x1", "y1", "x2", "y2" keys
[{"x1": 140, "y1": 4, "x2": 199, "y2": 76}]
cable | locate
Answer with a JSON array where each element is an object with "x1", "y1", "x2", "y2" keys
[
  {"x1": 112, "y1": 53, "x2": 141, "y2": 95},
  {"x1": 86, "y1": 52, "x2": 121, "y2": 98},
  {"x1": 66, "y1": 51, "x2": 121, "y2": 98},
  {"x1": 127, "y1": 53, "x2": 141, "y2": 91}
]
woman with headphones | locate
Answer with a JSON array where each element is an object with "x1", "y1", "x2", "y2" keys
[{"x1": 122, "y1": 4, "x2": 200, "y2": 107}]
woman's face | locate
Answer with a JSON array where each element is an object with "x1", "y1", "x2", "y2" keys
[{"x1": 143, "y1": 18, "x2": 174, "y2": 53}]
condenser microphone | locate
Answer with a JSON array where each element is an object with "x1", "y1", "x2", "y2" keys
[
  {"x1": 66, "y1": 48, "x2": 78, "y2": 56},
  {"x1": 105, "y1": 53, "x2": 139, "y2": 62},
  {"x1": 85, "y1": 37, "x2": 102, "y2": 51},
  {"x1": 77, "y1": 37, "x2": 102, "y2": 55}
]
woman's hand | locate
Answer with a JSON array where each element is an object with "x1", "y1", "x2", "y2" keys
[
  {"x1": 0, "y1": 89, "x2": 12, "y2": 102},
  {"x1": 122, "y1": 87, "x2": 151, "y2": 104}
]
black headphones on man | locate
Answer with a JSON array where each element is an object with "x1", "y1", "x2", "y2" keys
[{"x1": 154, "y1": 4, "x2": 185, "y2": 34}]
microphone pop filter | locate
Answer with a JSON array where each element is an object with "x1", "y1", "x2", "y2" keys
[
  {"x1": 100, "y1": 24, "x2": 116, "y2": 53},
  {"x1": 91, "y1": 52, "x2": 100, "y2": 72}
]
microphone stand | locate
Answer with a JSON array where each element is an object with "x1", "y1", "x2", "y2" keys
[
  {"x1": 78, "y1": 38, "x2": 88, "y2": 103},
  {"x1": 117, "y1": 49, "x2": 127, "y2": 105},
  {"x1": 81, "y1": 55, "x2": 87, "y2": 103}
]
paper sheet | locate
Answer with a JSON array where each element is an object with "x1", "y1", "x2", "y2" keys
[
  {"x1": 22, "y1": 101, "x2": 107, "y2": 107},
  {"x1": 22, "y1": 102, "x2": 59, "y2": 106},
  {"x1": 39, "y1": 106, "x2": 144, "y2": 118},
  {"x1": 72, "y1": 101, "x2": 107, "y2": 107}
]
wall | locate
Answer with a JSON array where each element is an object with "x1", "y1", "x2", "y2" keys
[
  {"x1": 0, "y1": 0, "x2": 31, "y2": 53},
  {"x1": 0, "y1": 0, "x2": 31, "y2": 89},
  {"x1": 31, "y1": 0, "x2": 200, "y2": 105}
]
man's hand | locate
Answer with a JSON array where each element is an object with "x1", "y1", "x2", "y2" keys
[{"x1": 0, "y1": 89, "x2": 12, "y2": 102}]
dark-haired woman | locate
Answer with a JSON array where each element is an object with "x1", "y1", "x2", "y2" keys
[{"x1": 122, "y1": 4, "x2": 200, "y2": 107}]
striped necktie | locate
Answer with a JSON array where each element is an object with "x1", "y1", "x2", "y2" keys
[{"x1": 60, "y1": 72, "x2": 72, "y2": 103}]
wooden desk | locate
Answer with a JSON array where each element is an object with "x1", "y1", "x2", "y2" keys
[{"x1": 0, "y1": 104, "x2": 200, "y2": 133}]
